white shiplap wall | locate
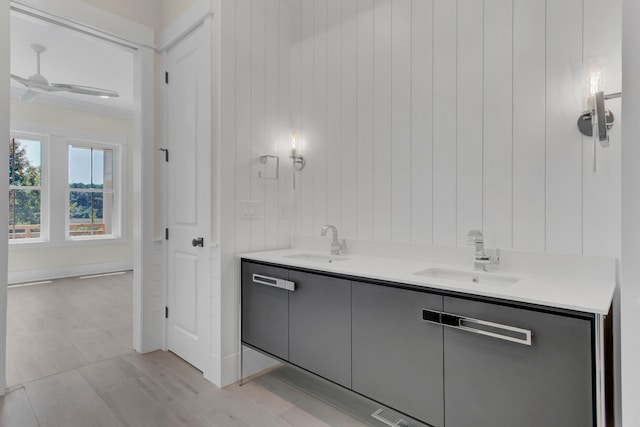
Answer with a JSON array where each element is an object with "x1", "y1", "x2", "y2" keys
[
  {"x1": 289, "y1": 0, "x2": 621, "y2": 256},
  {"x1": 218, "y1": 0, "x2": 622, "y2": 383},
  {"x1": 218, "y1": 0, "x2": 297, "y2": 374},
  {"x1": 222, "y1": 0, "x2": 296, "y2": 257}
]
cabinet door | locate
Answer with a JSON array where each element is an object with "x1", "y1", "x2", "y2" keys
[
  {"x1": 241, "y1": 261, "x2": 290, "y2": 360},
  {"x1": 443, "y1": 296, "x2": 593, "y2": 427},
  {"x1": 288, "y1": 271, "x2": 351, "y2": 388},
  {"x1": 352, "y1": 281, "x2": 444, "y2": 427}
]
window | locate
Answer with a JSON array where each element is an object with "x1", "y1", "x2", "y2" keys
[
  {"x1": 67, "y1": 143, "x2": 119, "y2": 239},
  {"x1": 8, "y1": 129, "x2": 124, "y2": 245},
  {"x1": 9, "y1": 137, "x2": 44, "y2": 241}
]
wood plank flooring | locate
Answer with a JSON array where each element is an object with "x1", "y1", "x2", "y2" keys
[{"x1": 0, "y1": 273, "x2": 380, "y2": 427}]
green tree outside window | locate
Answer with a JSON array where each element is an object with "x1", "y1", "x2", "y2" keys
[{"x1": 9, "y1": 138, "x2": 42, "y2": 239}]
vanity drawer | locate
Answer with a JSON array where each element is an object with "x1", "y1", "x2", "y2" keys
[
  {"x1": 241, "y1": 261, "x2": 291, "y2": 360},
  {"x1": 443, "y1": 296, "x2": 593, "y2": 427}
]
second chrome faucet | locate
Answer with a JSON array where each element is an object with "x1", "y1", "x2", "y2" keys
[
  {"x1": 321, "y1": 225, "x2": 346, "y2": 255},
  {"x1": 467, "y1": 230, "x2": 500, "y2": 272}
]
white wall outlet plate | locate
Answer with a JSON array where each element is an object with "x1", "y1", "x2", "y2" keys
[
  {"x1": 279, "y1": 203, "x2": 288, "y2": 219},
  {"x1": 238, "y1": 200, "x2": 262, "y2": 220}
]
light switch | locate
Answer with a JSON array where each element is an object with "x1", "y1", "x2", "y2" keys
[{"x1": 238, "y1": 200, "x2": 262, "y2": 220}]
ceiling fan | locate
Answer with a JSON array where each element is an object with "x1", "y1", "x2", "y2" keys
[{"x1": 10, "y1": 44, "x2": 119, "y2": 103}]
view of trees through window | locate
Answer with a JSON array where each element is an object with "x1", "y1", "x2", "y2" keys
[
  {"x1": 9, "y1": 138, "x2": 42, "y2": 240},
  {"x1": 7, "y1": 136, "x2": 119, "y2": 242},
  {"x1": 68, "y1": 145, "x2": 114, "y2": 237}
]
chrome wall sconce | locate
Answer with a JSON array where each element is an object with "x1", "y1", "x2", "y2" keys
[
  {"x1": 291, "y1": 152, "x2": 305, "y2": 171},
  {"x1": 290, "y1": 133, "x2": 305, "y2": 171},
  {"x1": 290, "y1": 133, "x2": 305, "y2": 189},
  {"x1": 577, "y1": 92, "x2": 618, "y2": 145},
  {"x1": 577, "y1": 58, "x2": 621, "y2": 172}
]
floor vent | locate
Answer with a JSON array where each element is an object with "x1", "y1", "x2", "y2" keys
[
  {"x1": 372, "y1": 408, "x2": 423, "y2": 427},
  {"x1": 8, "y1": 280, "x2": 52, "y2": 288},
  {"x1": 79, "y1": 271, "x2": 127, "y2": 279}
]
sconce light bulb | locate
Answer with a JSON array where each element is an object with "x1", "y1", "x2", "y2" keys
[
  {"x1": 590, "y1": 73, "x2": 604, "y2": 95},
  {"x1": 291, "y1": 134, "x2": 298, "y2": 157},
  {"x1": 584, "y1": 57, "x2": 606, "y2": 105}
]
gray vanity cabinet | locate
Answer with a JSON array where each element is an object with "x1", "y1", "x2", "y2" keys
[
  {"x1": 241, "y1": 259, "x2": 601, "y2": 427},
  {"x1": 241, "y1": 261, "x2": 290, "y2": 360},
  {"x1": 288, "y1": 271, "x2": 352, "y2": 388},
  {"x1": 442, "y1": 296, "x2": 593, "y2": 427},
  {"x1": 352, "y1": 281, "x2": 445, "y2": 427}
]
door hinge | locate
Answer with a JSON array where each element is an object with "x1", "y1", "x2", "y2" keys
[
  {"x1": 159, "y1": 148, "x2": 169, "y2": 162},
  {"x1": 165, "y1": 306, "x2": 169, "y2": 318},
  {"x1": 165, "y1": 71, "x2": 169, "y2": 84},
  {"x1": 165, "y1": 228, "x2": 169, "y2": 240}
]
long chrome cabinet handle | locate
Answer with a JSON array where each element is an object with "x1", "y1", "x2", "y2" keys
[
  {"x1": 422, "y1": 309, "x2": 532, "y2": 346},
  {"x1": 252, "y1": 274, "x2": 296, "y2": 292},
  {"x1": 453, "y1": 316, "x2": 532, "y2": 346}
]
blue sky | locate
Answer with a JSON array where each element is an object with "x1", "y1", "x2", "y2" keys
[
  {"x1": 68, "y1": 146, "x2": 104, "y2": 185},
  {"x1": 18, "y1": 140, "x2": 107, "y2": 186},
  {"x1": 19, "y1": 139, "x2": 40, "y2": 168}
]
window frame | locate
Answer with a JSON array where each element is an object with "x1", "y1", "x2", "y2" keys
[
  {"x1": 65, "y1": 139, "x2": 123, "y2": 242},
  {"x1": 8, "y1": 132, "x2": 49, "y2": 244}
]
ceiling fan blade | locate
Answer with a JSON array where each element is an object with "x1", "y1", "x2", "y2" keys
[
  {"x1": 11, "y1": 73, "x2": 55, "y2": 92},
  {"x1": 10, "y1": 73, "x2": 30, "y2": 86},
  {"x1": 50, "y1": 83, "x2": 119, "y2": 98},
  {"x1": 21, "y1": 90, "x2": 40, "y2": 104},
  {"x1": 14, "y1": 46, "x2": 120, "y2": 100}
]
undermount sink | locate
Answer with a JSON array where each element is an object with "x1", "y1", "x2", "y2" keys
[
  {"x1": 284, "y1": 253, "x2": 351, "y2": 264},
  {"x1": 414, "y1": 268, "x2": 520, "y2": 286}
]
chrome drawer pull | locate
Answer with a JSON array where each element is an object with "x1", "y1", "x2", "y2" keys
[
  {"x1": 252, "y1": 274, "x2": 296, "y2": 291},
  {"x1": 453, "y1": 316, "x2": 532, "y2": 346},
  {"x1": 422, "y1": 309, "x2": 531, "y2": 346}
]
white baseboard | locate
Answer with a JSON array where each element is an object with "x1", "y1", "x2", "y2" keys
[
  {"x1": 8, "y1": 261, "x2": 133, "y2": 284},
  {"x1": 204, "y1": 354, "x2": 221, "y2": 387},
  {"x1": 218, "y1": 347, "x2": 280, "y2": 388}
]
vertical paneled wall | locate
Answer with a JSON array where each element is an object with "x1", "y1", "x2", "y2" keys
[
  {"x1": 220, "y1": 0, "x2": 621, "y2": 263},
  {"x1": 290, "y1": 0, "x2": 621, "y2": 256},
  {"x1": 222, "y1": 0, "x2": 297, "y2": 258},
  {"x1": 218, "y1": 0, "x2": 297, "y2": 367},
  {"x1": 218, "y1": 0, "x2": 622, "y2": 385}
]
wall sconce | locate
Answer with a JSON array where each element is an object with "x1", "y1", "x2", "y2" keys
[
  {"x1": 289, "y1": 133, "x2": 305, "y2": 190},
  {"x1": 290, "y1": 133, "x2": 305, "y2": 171},
  {"x1": 577, "y1": 58, "x2": 621, "y2": 171}
]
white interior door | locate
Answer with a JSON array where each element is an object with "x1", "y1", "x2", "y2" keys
[{"x1": 166, "y1": 19, "x2": 211, "y2": 371}]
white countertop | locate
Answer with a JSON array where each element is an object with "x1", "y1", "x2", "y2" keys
[{"x1": 239, "y1": 244, "x2": 616, "y2": 315}]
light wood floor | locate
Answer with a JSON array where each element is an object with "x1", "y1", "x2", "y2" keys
[{"x1": 0, "y1": 273, "x2": 380, "y2": 427}]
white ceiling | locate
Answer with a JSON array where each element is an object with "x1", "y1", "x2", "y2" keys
[{"x1": 10, "y1": 11, "x2": 134, "y2": 112}]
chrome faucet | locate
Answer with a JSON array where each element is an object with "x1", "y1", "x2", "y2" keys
[
  {"x1": 467, "y1": 230, "x2": 500, "y2": 272},
  {"x1": 321, "y1": 225, "x2": 345, "y2": 255}
]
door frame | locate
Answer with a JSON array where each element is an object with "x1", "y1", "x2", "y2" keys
[
  {"x1": 1, "y1": 0, "x2": 158, "y2": 393},
  {"x1": 0, "y1": 0, "x2": 9, "y2": 394}
]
